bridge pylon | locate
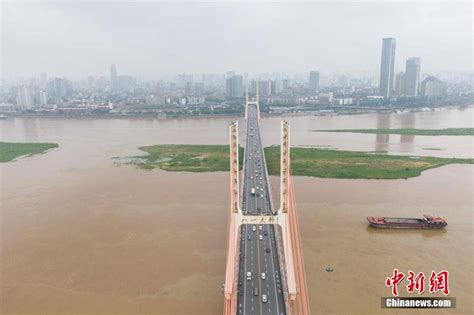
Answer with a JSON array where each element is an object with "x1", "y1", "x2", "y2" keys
[
  {"x1": 223, "y1": 121, "x2": 240, "y2": 315},
  {"x1": 278, "y1": 121, "x2": 311, "y2": 314}
]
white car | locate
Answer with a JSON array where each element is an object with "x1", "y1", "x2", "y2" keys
[
  {"x1": 258, "y1": 225, "x2": 263, "y2": 231},
  {"x1": 252, "y1": 226, "x2": 257, "y2": 232},
  {"x1": 261, "y1": 273, "x2": 266, "y2": 280},
  {"x1": 259, "y1": 235, "x2": 263, "y2": 240},
  {"x1": 262, "y1": 294, "x2": 268, "y2": 303},
  {"x1": 246, "y1": 272, "x2": 252, "y2": 281}
]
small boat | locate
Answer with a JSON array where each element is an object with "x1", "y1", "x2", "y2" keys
[{"x1": 367, "y1": 214, "x2": 447, "y2": 229}]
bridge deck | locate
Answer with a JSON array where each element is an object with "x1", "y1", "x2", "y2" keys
[{"x1": 236, "y1": 104, "x2": 286, "y2": 315}]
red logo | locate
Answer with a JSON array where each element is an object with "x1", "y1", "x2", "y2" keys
[
  {"x1": 385, "y1": 269, "x2": 405, "y2": 297},
  {"x1": 406, "y1": 271, "x2": 425, "y2": 294},
  {"x1": 429, "y1": 270, "x2": 450, "y2": 295},
  {"x1": 386, "y1": 269, "x2": 449, "y2": 297}
]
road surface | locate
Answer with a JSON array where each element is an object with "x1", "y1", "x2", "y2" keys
[{"x1": 236, "y1": 105, "x2": 286, "y2": 315}]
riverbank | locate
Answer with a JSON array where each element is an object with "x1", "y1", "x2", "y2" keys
[
  {"x1": 129, "y1": 144, "x2": 473, "y2": 179},
  {"x1": 314, "y1": 128, "x2": 474, "y2": 136},
  {"x1": 0, "y1": 142, "x2": 58, "y2": 162},
  {"x1": 3, "y1": 103, "x2": 471, "y2": 120}
]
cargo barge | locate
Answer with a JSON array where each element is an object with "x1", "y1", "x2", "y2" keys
[{"x1": 367, "y1": 214, "x2": 447, "y2": 229}]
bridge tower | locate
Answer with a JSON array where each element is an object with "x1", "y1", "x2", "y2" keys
[
  {"x1": 279, "y1": 121, "x2": 311, "y2": 314},
  {"x1": 223, "y1": 121, "x2": 240, "y2": 314}
]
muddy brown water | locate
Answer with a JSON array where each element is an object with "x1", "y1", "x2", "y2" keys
[{"x1": 1, "y1": 107, "x2": 473, "y2": 314}]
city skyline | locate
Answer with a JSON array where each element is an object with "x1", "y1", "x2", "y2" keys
[{"x1": 2, "y1": 1, "x2": 471, "y2": 78}]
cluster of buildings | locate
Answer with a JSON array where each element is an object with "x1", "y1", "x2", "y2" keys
[
  {"x1": 14, "y1": 76, "x2": 73, "y2": 110},
  {"x1": 0, "y1": 39, "x2": 470, "y2": 116},
  {"x1": 379, "y1": 38, "x2": 446, "y2": 98}
]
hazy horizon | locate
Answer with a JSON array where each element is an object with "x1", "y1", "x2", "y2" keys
[{"x1": 1, "y1": 1, "x2": 472, "y2": 78}]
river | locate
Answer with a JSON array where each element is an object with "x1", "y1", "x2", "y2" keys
[{"x1": 1, "y1": 106, "x2": 473, "y2": 314}]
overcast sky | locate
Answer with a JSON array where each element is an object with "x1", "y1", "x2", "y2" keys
[{"x1": 1, "y1": 0, "x2": 472, "y2": 78}]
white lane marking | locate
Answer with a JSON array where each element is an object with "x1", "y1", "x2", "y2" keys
[
  {"x1": 267, "y1": 225, "x2": 281, "y2": 315},
  {"x1": 243, "y1": 225, "x2": 248, "y2": 314}
]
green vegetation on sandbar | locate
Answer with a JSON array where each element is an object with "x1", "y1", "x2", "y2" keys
[
  {"x1": 313, "y1": 128, "x2": 474, "y2": 136},
  {"x1": 0, "y1": 142, "x2": 58, "y2": 162},
  {"x1": 134, "y1": 144, "x2": 473, "y2": 179},
  {"x1": 264, "y1": 146, "x2": 473, "y2": 179},
  {"x1": 136, "y1": 144, "x2": 244, "y2": 172}
]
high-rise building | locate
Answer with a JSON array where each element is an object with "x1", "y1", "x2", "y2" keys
[
  {"x1": 184, "y1": 82, "x2": 193, "y2": 95},
  {"x1": 420, "y1": 76, "x2": 446, "y2": 97},
  {"x1": 39, "y1": 72, "x2": 48, "y2": 89},
  {"x1": 309, "y1": 71, "x2": 320, "y2": 94},
  {"x1": 110, "y1": 64, "x2": 117, "y2": 82},
  {"x1": 282, "y1": 79, "x2": 289, "y2": 93},
  {"x1": 194, "y1": 82, "x2": 205, "y2": 96},
  {"x1": 256, "y1": 80, "x2": 277, "y2": 96},
  {"x1": 49, "y1": 78, "x2": 73, "y2": 98},
  {"x1": 394, "y1": 72, "x2": 405, "y2": 96},
  {"x1": 403, "y1": 57, "x2": 421, "y2": 96},
  {"x1": 379, "y1": 38, "x2": 396, "y2": 98},
  {"x1": 16, "y1": 85, "x2": 33, "y2": 109},
  {"x1": 225, "y1": 75, "x2": 243, "y2": 98},
  {"x1": 39, "y1": 90, "x2": 48, "y2": 106}
]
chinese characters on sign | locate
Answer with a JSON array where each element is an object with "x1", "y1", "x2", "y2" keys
[{"x1": 386, "y1": 269, "x2": 450, "y2": 297}]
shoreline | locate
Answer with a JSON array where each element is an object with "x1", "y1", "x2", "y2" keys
[{"x1": 1, "y1": 104, "x2": 471, "y2": 120}]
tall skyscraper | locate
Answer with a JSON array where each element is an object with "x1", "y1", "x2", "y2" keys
[
  {"x1": 225, "y1": 75, "x2": 243, "y2": 98},
  {"x1": 309, "y1": 71, "x2": 320, "y2": 94},
  {"x1": 379, "y1": 38, "x2": 396, "y2": 98},
  {"x1": 16, "y1": 85, "x2": 33, "y2": 109},
  {"x1": 110, "y1": 64, "x2": 117, "y2": 81},
  {"x1": 403, "y1": 57, "x2": 421, "y2": 96}
]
